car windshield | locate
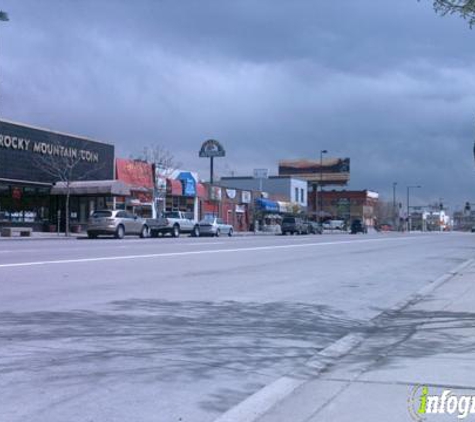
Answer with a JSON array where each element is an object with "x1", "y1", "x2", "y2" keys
[
  {"x1": 200, "y1": 216, "x2": 216, "y2": 223},
  {"x1": 91, "y1": 211, "x2": 112, "y2": 218},
  {"x1": 163, "y1": 212, "x2": 180, "y2": 219}
]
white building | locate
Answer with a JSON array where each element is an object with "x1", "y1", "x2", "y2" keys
[{"x1": 219, "y1": 176, "x2": 308, "y2": 208}]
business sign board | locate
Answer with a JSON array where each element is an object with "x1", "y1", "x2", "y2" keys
[
  {"x1": 209, "y1": 185, "x2": 222, "y2": 201},
  {"x1": 177, "y1": 171, "x2": 197, "y2": 197},
  {"x1": 278, "y1": 158, "x2": 350, "y2": 185},
  {"x1": 116, "y1": 158, "x2": 154, "y2": 189},
  {"x1": 199, "y1": 139, "x2": 226, "y2": 158},
  {"x1": 0, "y1": 120, "x2": 114, "y2": 183},
  {"x1": 241, "y1": 190, "x2": 251, "y2": 204},
  {"x1": 226, "y1": 189, "x2": 237, "y2": 199},
  {"x1": 253, "y1": 168, "x2": 269, "y2": 179}
]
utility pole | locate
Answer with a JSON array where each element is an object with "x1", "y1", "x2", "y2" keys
[
  {"x1": 318, "y1": 150, "x2": 328, "y2": 225},
  {"x1": 407, "y1": 185, "x2": 421, "y2": 232},
  {"x1": 393, "y1": 182, "x2": 397, "y2": 231}
]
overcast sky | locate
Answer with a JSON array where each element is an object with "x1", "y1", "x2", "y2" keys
[{"x1": 1, "y1": 0, "x2": 474, "y2": 209}]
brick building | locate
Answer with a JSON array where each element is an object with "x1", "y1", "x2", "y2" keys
[{"x1": 308, "y1": 189, "x2": 379, "y2": 227}]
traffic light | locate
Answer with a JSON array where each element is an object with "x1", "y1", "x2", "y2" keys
[{"x1": 465, "y1": 202, "x2": 471, "y2": 212}]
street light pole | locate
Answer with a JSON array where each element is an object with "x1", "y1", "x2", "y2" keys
[
  {"x1": 319, "y1": 149, "x2": 328, "y2": 225},
  {"x1": 392, "y1": 182, "x2": 397, "y2": 231},
  {"x1": 407, "y1": 185, "x2": 421, "y2": 232}
]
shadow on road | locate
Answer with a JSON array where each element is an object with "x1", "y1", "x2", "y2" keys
[
  {"x1": 321, "y1": 308, "x2": 475, "y2": 379},
  {"x1": 0, "y1": 299, "x2": 363, "y2": 414}
]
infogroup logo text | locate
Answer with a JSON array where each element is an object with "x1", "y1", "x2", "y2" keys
[{"x1": 409, "y1": 385, "x2": 475, "y2": 420}]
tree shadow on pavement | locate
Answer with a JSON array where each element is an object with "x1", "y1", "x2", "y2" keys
[
  {"x1": 323, "y1": 308, "x2": 475, "y2": 378},
  {"x1": 0, "y1": 299, "x2": 365, "y2": 414}
]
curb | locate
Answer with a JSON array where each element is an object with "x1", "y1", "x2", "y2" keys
[
  {"x1": 213, "y1": 256, "x2": 475, "y2": 422},
  {"x1": 0, "y1": 235, "x2": 82, "y2": 242}
]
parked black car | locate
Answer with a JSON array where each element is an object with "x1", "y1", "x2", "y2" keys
[
  {"x1": 281, "y1": 217, "x2": 308, "y2": 235},
  {"x1": 350, "y1": 219, "x2": 367, "y2": 234}
]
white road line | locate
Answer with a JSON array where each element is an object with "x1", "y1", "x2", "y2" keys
[{"x1": 0, "y1": 236, "x2": 426, "y2": 269}]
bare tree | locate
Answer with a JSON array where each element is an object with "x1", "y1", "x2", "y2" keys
[
  {"x1": 374, "y1": 200, "x2": 394, "y2": 225},
  {"x1": 140, "y1": 145, "x2": 181, "y2": 176},
  {"x1": 33, "y1": 141, "x2": 105, "y2": 236},
  {"x1": 137, "y1": 145, "x2": 181, "y2": 217},
  {"x1": 422, "y1": 0, "x2": 475, "y2": 26}
]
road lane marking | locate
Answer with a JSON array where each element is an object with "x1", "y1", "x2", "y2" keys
[{"x1": 0, "y1": 236, "x2": 427, "y2": 269}]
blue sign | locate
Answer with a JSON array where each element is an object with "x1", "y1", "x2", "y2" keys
[
  {"x1": 177, "y1": 172, "x2": 196, "y2": 197},
  {"x1": 255, "y1": 198, "x2": 279, "y2": 212}
]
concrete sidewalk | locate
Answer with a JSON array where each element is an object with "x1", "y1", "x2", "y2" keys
[
  {"x1": 0, "y1": 230, "x2": 276, "y2": 241},
  {"x1": 0, "y1": 231, "x2": 83, "y2": 241},
  {"x1": 220, "y1": 258, "x2": 475, "y2": 422}
]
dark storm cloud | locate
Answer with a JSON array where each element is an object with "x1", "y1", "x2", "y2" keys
[{"x1": 0, "y1": 0, "x2": 474, "y2": 208}]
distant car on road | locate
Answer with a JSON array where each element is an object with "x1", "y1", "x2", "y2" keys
[
  {"x1": 322, "y1": 220, "x2": 346, "y2": 231},
  {"x1": 471, "y1": 225, "x2": 475, "y2": 233},
  {"x1": 308, "y1": 221, "x2": 323, "y2": 234},
  {"x1": 87, "y1": 210, "x2": 149, "y2": 239},
  {"x1": 350, "y1": 219, "x2": 368, "y2": 234},
  {"x1": 281, "y1": 217, "x2": 308, "y2": 235},
  {"x1": 198, "y1": 216, "x2": 233, "y2": 237}
]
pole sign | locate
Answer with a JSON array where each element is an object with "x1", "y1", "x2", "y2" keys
[
  {"x1": 253, "y1": 168, "x2": 269, "y2": 179},
  {"x1": 199, "y1": 139, "x2": 226, "y2": 158}
]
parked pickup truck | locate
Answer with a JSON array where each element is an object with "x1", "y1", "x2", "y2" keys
[{"x1": 148, "y1": 211, "x2": 200, "y2": 238}]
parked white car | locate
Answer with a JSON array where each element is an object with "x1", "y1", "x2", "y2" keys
[
  {"x1": 322, "y1": 220, "x2": 346, "y2": 230},
  {"x1": 148, "y1": 211, "x2": 200, "y2": 238},
  {"x1": 198, "y1": 216, "x2": 234, "y2": 237}
]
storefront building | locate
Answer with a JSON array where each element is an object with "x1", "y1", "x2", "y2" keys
[
  {"x1": 220, "y1": 175, "x2": 308, "y2": 209},
  {"x1": 200, "y1": 184, "x2": 254, "y2": 231},
  {"x1": 309, "y1": 189, "x2": 379, "y2": 227},
  {"x1": 163, "y1": 170, "x2": 204, "y2": 221},
  {"x1": 0, "y1": 119, "x2": 114, "y2": 230},
  {"x1": 115, "y1": 158, "x2": 154, "y2": 217}
]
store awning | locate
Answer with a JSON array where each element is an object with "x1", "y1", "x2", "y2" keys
[
  {"x1": 167, "y1": 179, "x2": 182, "y2": 196},
  {"x1": 197, "y1": 183, "x2": 207, "y2": 198},
  {"x1": 50, "y1": 180, "x2": 130, "y2": 196},
  {"x1": 177, "y1": 172, "x2": 197, "y2": 197},
  {"x1": 255, "y1": 198, "x2": 279, "y2": 212}
]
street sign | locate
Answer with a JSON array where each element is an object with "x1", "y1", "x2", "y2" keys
[{"x1": 253, "y1": 168, "x2": 269, "y2": 179}]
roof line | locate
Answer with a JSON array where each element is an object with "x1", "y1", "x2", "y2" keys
[{"x1": 0, "y1": 118, "x2": 114, "y2": 147}]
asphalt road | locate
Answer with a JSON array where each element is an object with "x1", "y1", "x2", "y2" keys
[{"x1": 1, "y1": 232, "x2": 474, "y2": 422}]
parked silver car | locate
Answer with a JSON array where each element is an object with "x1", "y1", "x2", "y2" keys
[
  {"x1": 87, "y1": 210, "x2": 149, "y2": 239},
  {"x1": 198, "y1": 216, "x2": 233, "y2": 237}
]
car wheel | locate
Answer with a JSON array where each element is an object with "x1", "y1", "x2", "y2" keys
[
  {"x1": 87, "y1": 232, "x2": 97, "y2": 239},
  {"x1": 140, "y1": 225, "x2": 149, "y2": 238},
  {"x1": 215, "y1": 229, "x2": 221, "y2": 237},
  {"x1": 172, "y1": 224, "x2": 180, "y2": 238},
  {"x1": 228, "y1": 228, "x2": 233, "y2": 237},
  {"x1": 192, "y1": 225, "x2": 200, "y2": 237},
  {"x1": 115, "y1": 225, "x2": 125, "y2": 239},
  {"x1": 150, "y1": 230, "x2": 158, "y2": 238}
]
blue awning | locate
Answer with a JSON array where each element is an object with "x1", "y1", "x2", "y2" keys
[
  {"x1": 177, "y1": 172, "x2": 196, "y2": 197},
  {"x1": 255, "y1": 198, "x2": 279, "y2": 212}
]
